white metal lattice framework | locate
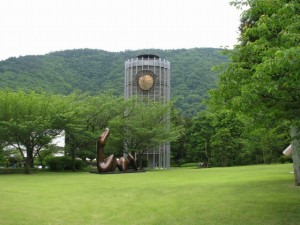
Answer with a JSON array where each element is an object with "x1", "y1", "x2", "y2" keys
[{"x1": 124, "y1": 54, "x2": 171, "y2": 169}]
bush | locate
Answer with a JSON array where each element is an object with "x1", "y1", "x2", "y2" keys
[
  {"x1": 279, "y1": 155, "x2": 293, "y2": 164},
  {"x1": 136, "y1": 158, "x2": 148, "y2": 168},
  {"x1": 179, "y1": 162, "x2": 198, "y2": 168},
  {"x1": 0, "y1": 168, "x2": 25, "y2": 174},
  {"x1": 46, "y1": 156, "x2": 85, "y2": 171},
  {"x1": 0, "y1": 168, "x2": 41, "y2": 174}
]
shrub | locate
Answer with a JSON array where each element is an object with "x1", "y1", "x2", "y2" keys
[
  {"x1": 0, "y1": 168, "x2": 25, "y2": 174},
  {"x1": 136, "y1": 158, "x2": 148, "y2": 168},
  {"x1": 0, "y1": 168, "x2": 41, "y2": 174},
  {"x1": 279, "y1": 155, "x2": 293, "y2": 164},
  {"x1": 46, "y1": 156, "x2": 85, "y2": 171},
  {"x1": 179, "y1": 162, "x2": 198, "y2": 168}
]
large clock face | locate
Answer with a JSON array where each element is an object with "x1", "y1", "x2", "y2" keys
[
  {"x1": 137, "y1": 70, "x2": 154, "y2": 91},
  {"x1": 138, "y1": 74, "x2": 154, "y2": 91}
]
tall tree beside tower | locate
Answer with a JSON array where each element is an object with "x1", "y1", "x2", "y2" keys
[{"x1": 210, "y1": 0, "x2": 300, "y2": 184}]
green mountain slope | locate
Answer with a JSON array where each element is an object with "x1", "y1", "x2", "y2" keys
[{"x1": 0, "y1": 48, "x2": 227, "y2": 116}]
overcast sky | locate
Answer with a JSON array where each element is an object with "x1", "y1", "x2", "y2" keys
[{"x1": 0, "y1": 0, "x2": 244, "y2": 61}]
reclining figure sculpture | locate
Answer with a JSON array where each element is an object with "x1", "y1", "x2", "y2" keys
[{"x1": 96, "y1": 128, "x2": 137, "y2": 173}]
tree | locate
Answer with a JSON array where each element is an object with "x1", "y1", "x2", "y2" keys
[
  {"x1": 63, "y1": 91, "x2": 126, "y2": 171},
  {"x1": 186, "y1": 111, "x2": 214, "y2": 166},
  {"x1": 240, "y1": 117, "x2": 290, "y2": 164},
  {"x1": 0, "y1": 144, "x2": 5, "y2": 167},
  {"x1": 36, "y1": 144, "x2": 63, "y2": 169},
  {"x1": 210, "y1": 110, "x2": 244, "y2": 167},
  {"x1": 210, "y1": 0, "x2": 300, "y2": 184},
  {"x1": 170, "y1": 107, "x2": 190, "y2": 165},
  {"x1": 0, "y1": 90, "x2": 66, "y2": 174},
  {"x1": 109, "y1": 99, "x2": 183, "y2": 168}
]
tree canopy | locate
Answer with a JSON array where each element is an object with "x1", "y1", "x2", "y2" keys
[
  {"x1": 209, "y1": 0, "x2": 300, "y2": 184},
  {"x1": 109, "y1": 99, "x2": 182, "y2": 166},
  {"x1": 212, "y1": 0, "x2": 300, "y2": 122},
  {"x1": 0, "y1": 90, "x2": 181, "y2": 173},
  {"x1": 0, "y1": 90, "x2": 67, "y2": 173}
]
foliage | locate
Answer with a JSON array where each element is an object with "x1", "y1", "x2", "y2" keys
[
  {"x1": 109, "y1": 98, "x2": 183, "y2": 167},
  {"x1": 209, "y1": 0, "x2": 300, "y2": 183},
  {"x1": 186, "y1": 111, "x2": 214, "y2": 165},
  {"x1": 45, "y1": 156, "x2": 85, "y2": 171},
  {"x1": 279, "y1": 155, "x2": 293, "y2": 164},
  {"x1": 240, "y1": 117, "x2": 290, "y2": 164},
  {"x1": 0, "y1": 48, "x2": 227, "y2": 116},
  {"x1": 0, "y1": 145, "x2": 4, "y2": 166},
  {"x1": 62, "y1": 91, "x2": 127, "y2": 170},
  {"x1": 36, "y1": 145, "x2": 63, "y2": 169},
  {"x1": 170, "y1": 107, "x2": 190, "y2": 165},
  {"x1": 184, "y1": 107, "x2": 289, "y2": 167},
  {"x1": 0, "y1": 90, "x2": 67, "y2": 173},
  {"x1": 136, "y1": 158, "x2": 148, "y2": 168},
  {"x1": 211, "y1": 0, "x2": 300, "y2": 122},
  {"x1": 177, "y1": 162, "x2": 198, "y2": 167},
  {"x1": 210, "y1": 110, "x2": 244, "y2": 167},
  {"x1": 186, "y1": 110, "x2": 245, "y2": 167},
  {"x1": 0, "y1": 168, "x2": 28, "y2": 174},
  {"x1": 0, "y1": 90, "x2": 183, "y2": 171}
]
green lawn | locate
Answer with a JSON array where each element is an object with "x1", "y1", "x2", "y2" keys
[{"x1": 0, "y1": 164, "x2": 299, "y2": 225}]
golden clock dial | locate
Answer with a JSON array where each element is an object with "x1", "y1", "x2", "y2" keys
[{"x1": 138, "y1": 74, "x2": 154, "y2": 91}]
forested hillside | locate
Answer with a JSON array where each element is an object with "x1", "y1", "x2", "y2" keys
[{"x1": 0, "y1": 48, "x2": 227, "y2": 116}]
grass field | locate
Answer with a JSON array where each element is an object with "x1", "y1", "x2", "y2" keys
[{"x1": 0, "y1": 163, "x2": 299, "y2": 225}]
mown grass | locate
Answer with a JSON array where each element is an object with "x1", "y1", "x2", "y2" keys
[{"x1": 0, "y1": 163, "x2": 299, "y2": 225}]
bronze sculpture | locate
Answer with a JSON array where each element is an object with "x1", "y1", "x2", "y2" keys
[{"x1": 96, "y1": 128, "x2": 137, "y2": 173}]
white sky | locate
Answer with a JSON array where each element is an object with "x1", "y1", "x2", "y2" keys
[{"x1": 0, "y1": 0, "x2": 243, "y2": 61}]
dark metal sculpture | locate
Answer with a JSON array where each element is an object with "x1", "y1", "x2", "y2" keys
[
  {"x1": 96, "y1": 128, "x2": 137, "y2": 173},
  {"x1": 96, "y1": 128, "x2": 117, "y2": 172},
  {"x1": 117, "y1": 153, "x2": 138, "y2": 171}
]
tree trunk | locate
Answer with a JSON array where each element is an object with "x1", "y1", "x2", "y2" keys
[
  {"x1": 290, "y1": 126, "x2": 300, "y2": 186},
  {"x1": 137, "y1": 153, "x2": 143, "y2": 170},
  {"x1": 37, "y1": 152, "x2": 45, "y2": 169},
  {"x1": 204, "y1": 141, "x2": 210, "y2": 167},
  {"x1": 24, "y1": 152, "x2": 33, "y2": 174},
  {"x1": 30, "y1": 157, "x2": 34, "y2": 168},
  {"x1": 72, "y1": 149, "x2": 76, "y2": 172}
]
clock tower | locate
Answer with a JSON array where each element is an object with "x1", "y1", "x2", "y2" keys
[{"x1": 124, "y1": 54, "x2": 170, "y2": 169}]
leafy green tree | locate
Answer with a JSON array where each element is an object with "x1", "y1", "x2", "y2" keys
[
  {"x1": 63, "y1": 92, "x2": 127, "y2": 171},
  {"x1": 109, "y1": 99, "x2": 183, "y2": 168},
  {"x1": 240, "y1": 116, "x2": 290, "y2": 164},
  {"x1": 61, "y1": 92, "x2": 94, "y2": 171},
  {"x1": 210, "y1": 0, "x2": 300, "y2": 184},
  {"x1": 210, "y1": 110, "x2": 244, "y2": 167},
  {"x1": 0, "y1": 90, "x2": 66, "y2": 174},
  {"x1": 186, "y1": 111, "x2": 214, "y2": 166},
  {"x1": 0, "y1": 144, "x2": 5, "y2": 167},
  {"x1": 36, "y1": 145, "x2": 63, "y2": 169},
  {"x1": 170, "y1": 108, "x2": 190, "y2": 165}
]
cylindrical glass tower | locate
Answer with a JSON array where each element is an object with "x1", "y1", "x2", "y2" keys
[
  {"x1": 124, "y1": 54, "x2": 170, "y2": 169},
  {"x1": 125, "y1": 54, "x2": 170, "y2": 102}
]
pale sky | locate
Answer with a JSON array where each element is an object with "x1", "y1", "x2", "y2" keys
[{"x1": 0, "y1": 0, "x2": 243, "y2": 61}]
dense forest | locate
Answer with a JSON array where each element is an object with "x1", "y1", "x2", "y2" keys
[{"x1": 0, "y1": 48, "x2": 227, "y2": 116}]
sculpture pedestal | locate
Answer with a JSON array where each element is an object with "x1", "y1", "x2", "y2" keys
[{"x1": 89, "y1": 169, "x2": 146, "y2": 175}]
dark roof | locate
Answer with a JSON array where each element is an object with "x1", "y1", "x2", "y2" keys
[{"x1": 137, "y1": 54, "x2": 160, "y2": 59}]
